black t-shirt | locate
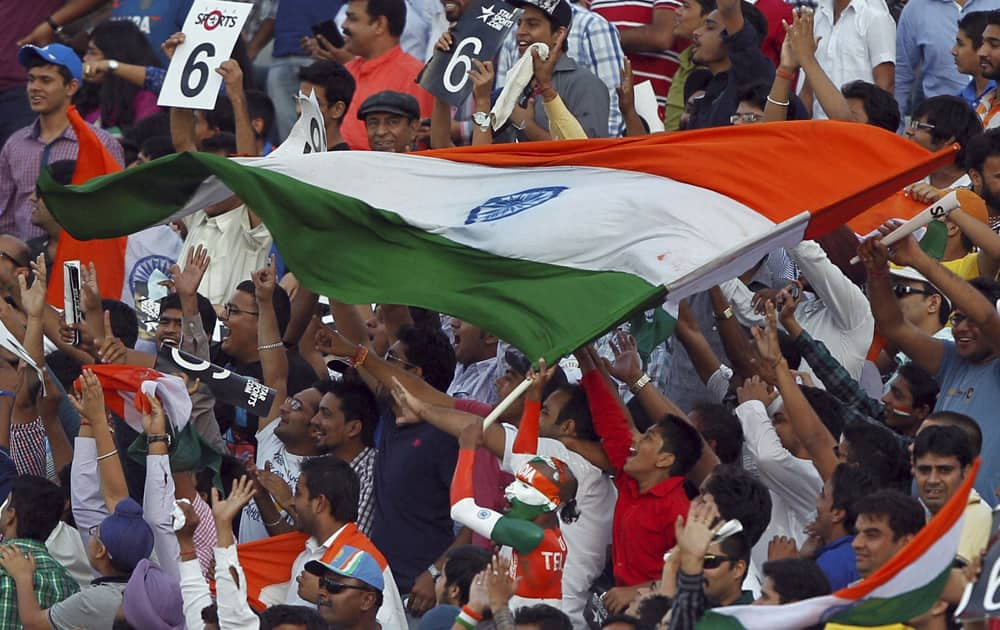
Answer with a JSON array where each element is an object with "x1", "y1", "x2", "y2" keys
[
  {"x1": 689, "y1": 23, "x2": 775, "y2": 129},
  {"x1": 214, "y1": 349, "x2": 317, "y2": 438}
]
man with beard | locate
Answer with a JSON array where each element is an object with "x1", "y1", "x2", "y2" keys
[{"x1": 963, "y1": 128, "x2": 1000, "y2": 231}]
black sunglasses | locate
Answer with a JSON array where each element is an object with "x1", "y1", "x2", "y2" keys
[
  {"x1": 892, "y1": 284, "x2": 932, "y2": 299},
  {"x1": 320, "y1": 576, "x2": 376, "y2": 595},
  {"x1": 702, "y1": 554, "x2": 737, "y2": 570}
]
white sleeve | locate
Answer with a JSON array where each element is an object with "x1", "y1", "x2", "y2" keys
[
  {"x1": 215, "y1": 544, "x2": 262, "y2": 630},
  {"x1": 70, "y1": 437, "x2": 107, "y2": 552},
  {"x1": 179, "y1": 558, "x2": 211, "y2": 630},
  {"x1": 735, "y1": 400, "x2": 822, "y2": 516},
  {"x1": 865, "y1": 9, "x2": 897, "y2": 68},
  {"x1": 720, "y1": 279, "x2": 766, "y2": 328},
  {"x1": 790, "y1": 240, "x2": 872, "y2": 332},
  {"x1": 377, "y1": 567, "x2": 409, "y2": 630},
  {"x1": 706, "y1": 365, "x2": 734, "y2": 403},
  {"x1": 143, "y1": 454, "x2": 180, "y2": 579},
  {"x1": 500, "y1": 423, "x2": 519, "y2": 473}
]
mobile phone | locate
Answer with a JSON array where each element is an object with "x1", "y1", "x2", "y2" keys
[{"x1": 311, "y1": 19, "x2": 345, "y2": 49}]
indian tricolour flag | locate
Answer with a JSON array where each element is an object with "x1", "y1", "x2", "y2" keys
[
  {"x1": 84, "y1": 365, "x2": 193, "y2": 435},
  {"x1": 700, "y1": 459, "x2": 979, "y2": 629},
  {"x1": 39, "y1": 121, "x2": 953, "y2": 361}
]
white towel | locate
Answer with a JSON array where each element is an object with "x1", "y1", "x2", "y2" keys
[{"x1": 490, "y1": 42, "x2": 550, "y2": 130}]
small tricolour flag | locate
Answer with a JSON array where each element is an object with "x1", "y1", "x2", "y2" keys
[
  {"x1": 698, "y1": 458, "x2": 979, "y2": 629},
  {"x1": 84, "y1": 365, "x2": 193, "y2": 434},
  {"x1": 40, "y1": 122, "x2": 953, "y2": 362}
]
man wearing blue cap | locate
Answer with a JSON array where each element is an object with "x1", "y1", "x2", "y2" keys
[
  {"x1": 0, "y1": 43, "x2": 123, "y2": 241},
  {"x1": 0, "y1": 496, "x2": 155, "y2": 630},
  {"x1": 306, "y1": 545, "x2": 384, "y2": 629}
]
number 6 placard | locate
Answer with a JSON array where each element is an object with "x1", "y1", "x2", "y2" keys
[
  {"x1": 158, "y1": 0, "x2": 253, "y2": 110},
  {"x1": 418, "y1": 0, "x2": 520, "y2": 107}
]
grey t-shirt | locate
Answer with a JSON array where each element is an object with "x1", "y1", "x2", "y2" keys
[{"x1": 48, "y1": 579, "x2": 127, "y2": 630}]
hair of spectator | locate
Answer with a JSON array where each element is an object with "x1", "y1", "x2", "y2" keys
[
  {"x1": 159, "y1": 291, "x2": 218, "y2": 339},
  {"x1": 959, "y1": 10, "x2": 992, "y2": 48},
  {"x1": 693, "y1": 0, "x2": 717, "y2": 14},
  {"x1": 552, "y1": 384, "x2": 598, "y2": 441},
  {"x1": 690, "y1": 403, "x2": 744, "y2": 465},
  {"x1": 205, "y1": 98, "x2": 236, "y2": 135},
  {"x1": 737, "y1": 82, "x2": 771, "y2": 112},
  {"x1": 831, "y1": 463, "x2": 878, "y2": 535},
  {"x1": 361, "y1": 0, "x2": 408, "y2": 38},
  {"x1": 912, "y1": 96, "x2": 983, "y2": 166},
  {"x1": 442, "y1": 545, "x2": 492, "y2": 605},
  {"x1": 896, "y1": 363, "x2": 940, "y2": 412},
  {"x1": 9, "y1": 476, "x2": 66, "y2": 542},
  {"x1": 299, "y1": 456, "x2": 361, "y2": 523},
  {"x1": 201, "y1": 131, "x2": 238, "y2": 156},
  {"x1": 913, "y1": 424, "x2": 974, "y2": 469},
  {"x1": 655, "y1": 414, "x2": 705, "y2": 477},
  {"x1": 720, "y1": 531, "x2": 751, "y2": 572},
  {"x1": 703, "y1": 464, "x2": 772, "y2": 546},
  {"x1": 101, "y1": 299, "x2": 139, "y2": 348},
  {"x1": 841, "y1": 419, "x2": 912, "y2": 491},
  {"x1": 245, "y1": 89, "x2": 276, "y2": 138},
  {"x1": 840, "y1": 81, "x2": 902, "y2": 133},
  {"x1": 298, "y1": 61, "x2": 357, "y2": 115},
  {"x1": 853, "y1": 490, "x2": 925, "y2": 540},
  {"x1": 75, "y1": 19, "x2": 161, "y2": 130},
  {"x1": 816, "y1": 226, "x2": 867, "y2": 287},
  {"x1": 740, "y1": 2, "x2": 769, "y2": 48},
  {"x1": 799, "y1": 386, "x2": 847, "y2": 442},
  {"x1": 761, "y1": 558, "x2": 832, "y2": 604},
  {"x1": 776, "y1": 329, "x2": 802, "y2": 370},
  {"x1": 139, "y1": 135, "x2": 175, "y2": 161},
  {"x1": 636, "y1": 595, "x2": 673, "y2": 628},
  {"x1": 513, "y1": 604, "x2": 574, "y2": 630},
  {"x1": 259, "y1": 604, "x2": 329, "y2": 629},
  {"x1": 602, "y1": 614, "x2": 640, "y2": 629},
  {"x1": 395, "y1": 324, "x2": 457, "y2": 392},
  {"x1": 964, "y1": 127, "x2": 1000, "y2": 172},
  {"x1": 968, "y1": 276, "x2": 1000, "y2": 305},
  {"x1": 924, "y1": 411, "x2": 982, "y2": 455},
  {"x1": 235, "y1": 279, "x2": 292, "y2": 336},
  {"x1": 315, "y1": 379, "x2": 379, "y2": 448},
  {"x1": 43, "y1": 160, "x2": 76, "y2": 188}
]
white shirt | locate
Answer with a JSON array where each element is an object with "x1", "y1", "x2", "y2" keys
[
  {"x1": 279, "y1": 525, "x2": 408, "y2": 629},
  {"x1": 45, "y1": 521, "x2": 91, "y2": 589},
  {"x1": 807, "y1": 0, "x2": 897, "y2": 119},
  {"x1": 239, "y1": 420, "x2": 309, "y2": 544},
  {"x1": 789, "y1": 240, "x2": 875, "y2": 383},
  {"x1": 447, "y1": 356, "x2": 502, "y2": 404},
  {"x1": 501, "y1": 424, "x2": 617, "y2": 629},
  {"x1": 181, "y1": 205, "x2": 272, "y2": 305},
  {"x1": 736, "y1": 400, "x2": 823, "y2": 586}
]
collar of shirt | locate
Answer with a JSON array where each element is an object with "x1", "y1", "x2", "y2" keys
[
  {"x1": 308, "y1": 522, "x2": 350, "y2": 553},
  {"x1": 554, "y1": 54, "x2": 578, "y2": 74},
  {"x1": 350, "y1": 445, "x2": 376, "y2": 468},
  {"x1": 816, "y1": 534, "x2": 854, "y2": 556},
  {"x1": 28, "y1": 117, "x2": 77, "y2": 145},
  {"x1": 5, "y1": 538, "x2": 47, "y2": 553},
  {"x1": 349, "y1": 45, "x2": 407, "y2": 78},
  {"x1": 962, "y1": 78, "x2": 997, "y2": 103},
  {"x1": 624, "y1": 473, "x2": 686, "y2": 497},
  {"x1": 91, "y1": 575, "x2": 131, "y2": 585}
]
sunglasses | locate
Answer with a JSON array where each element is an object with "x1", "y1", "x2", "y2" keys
[
  {"x1": 892, "y1": 284, "x2": 932, "y2": 299},
  {"x1": 729, "y1": 112, "x2": 764, "y2": 124},
  {"x1": 319, "y1": 576, "x2": 376, "y2": 595},
  {"x1": 702, "y1": 554, "x2": 736, "y2": 570},
  {"x1": 907, "y1": 120, "x2": 935, "y2": 132}
]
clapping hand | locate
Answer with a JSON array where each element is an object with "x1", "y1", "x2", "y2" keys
[{"x1": 18, "y1": 253, "x2": 47, "y2": 319}]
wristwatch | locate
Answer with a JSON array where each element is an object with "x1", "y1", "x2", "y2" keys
[
  {"x1": 716, "y1": 306, "x2": 734, "y2": 321},
  {"x1": 46, "y1": 16, "x2": 63, "y2": 35},
  {"x1": 473, "y1": 111, "x2": 491, "y2": 132},
  {"x1": 107, "y1": 60, "x2": 120, "y2": 74},
  {"x1": 426, "y1": 563, "x2": 441, "y2": 580},
  {"x1": 147, "y1": 433, "x2": 172, "y2": 447},
  {"x1": 629, "y1": 373, "x2": 652, "y2": 395}
]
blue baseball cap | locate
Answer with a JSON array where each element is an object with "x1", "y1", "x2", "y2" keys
[
  {"x1": 306, "y1": 545, "x2": 385, "y2": 592},
  {"x1": 18, "y1": 43, "x2": 83, "y2": 82}
]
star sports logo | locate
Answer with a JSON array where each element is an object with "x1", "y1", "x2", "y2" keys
[{"x1": 196, "y1": 10, "x2": 240, "y2": 30}]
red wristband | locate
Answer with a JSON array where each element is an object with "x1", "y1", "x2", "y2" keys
[
  {"x1": 461, "y1": 605, "x2": 483, "y2": 622},
  {"x1": 776, "y1": 68, "x2": 795, "y2": 82},
  {"x1": 351, "y1": 345, "x2": 369, "y2": 368}
]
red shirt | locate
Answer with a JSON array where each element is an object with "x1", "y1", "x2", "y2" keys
[
  {"x1": 580, "y1": 370, "x2": 690, "y2": 586},
  {"x1": 753, "y1": 0, "x2": 793, "y2": 69},
  {"x1": 511, "y1": 528, "x2": 567, "y2": 600},
  {"x1": 342, "y1": 45, "x2": 435, "y2": 150},
  {"x1": 590, "y1": 0, "x2": 685, "y2": 116}
]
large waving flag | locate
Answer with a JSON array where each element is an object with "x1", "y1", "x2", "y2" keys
[
  {"x1": 45, "y1": 106, "x2": 128, "y2": 305},
  {"x1": 699, "y1": 459, "x2": 979, "y2": 629},
  {"x1": 84, "y1": 365, "x2": 193, "y2": 434},
  {"x1": 39, "y1": 122, "x2": 953, "y2": 362}
]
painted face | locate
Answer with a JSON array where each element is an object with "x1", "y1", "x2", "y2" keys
[{"x1": 881, "y1": 374, "x2": 916, "y2": 430}]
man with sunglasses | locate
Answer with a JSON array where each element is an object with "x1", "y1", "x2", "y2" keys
[
  {"x1": 0, "y1": 234, "x2": 32, "y2": 300},
  {"x1": 306, "y1": 545, "x2": 385, "y2": 629},
  {"x1": 858, "y1": 224, "x2": 1000, "y2": 503}
]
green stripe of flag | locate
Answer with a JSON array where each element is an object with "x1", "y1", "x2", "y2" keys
[
  {"x1": 40, "y1": 152, "x2": 664, "y2": 363},
  {"x1": 826, "y1": 566, "x2": 951, "y2": 626}
]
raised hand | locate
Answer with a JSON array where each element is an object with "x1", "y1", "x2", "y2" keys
[
  {"x1": 876, "y1": 220, "x2": 926, "y2": 269},
  {"x1": 469, "y1": 59, "x2": 495, "y2": 108},
  {"x1": 139, "y1": 392, "x2": 167, "y2": 435},
  {"x1": 616, "y1": 58, "x2": 635, "y2": 115},
  {"x1": 785, "y1": 7, "x2": 819, "y2": 65},
  {"x1": 526, "y1": 358, "x2": 557, "y2": 402},
  {"x1": 161, "y1": 32, "x2": 186, "y2": 60},
  {"x1": 314, "y1": 325, "x2": 357, "y2": 358},
  {"x1": 767, "y1": 535, "x2": 799, "y2": 561},
  {"x1": 675, "y1": 497, "x2": 721, "y2": 569},
  {"x1": 750, "y1": 301, "x2": 783, "y2": 370},
  {"x1": 79, "y1": 262, "x2": 101, "y2": 315},
  {"x1": 18, "y1": 253, "x2": 47, "y2": 319},
  {"x1": 96, "y1": 311, "x2": 127, "y2": 364},
  {"x1": 69, "y1": 369, "x2": 107, "y2": 425},
  {"x1": 211, "y1": 475, "x2": 257, "y2": 524},
  {"x1": 856, "y1": 233, "x2": 892, "y2": 275},
  {"x1": 252, "y1": 255, "x2": 277, "y2": 305},
  {"x1": 736, "y1": 375, "x2": 777, "y2": 406},
  {"x1": 258, "y1": 462, "x2": 294, "y2": 510},
  {"x1": 389, "y1": 377, "x2": 426, "y2": 425},
  {"x1": 458, "y1": 418, "x2": 485, "y2": 450},
  {"x1": 215, "y1": 59, "x2": 244, "y2": 95},
  {"x1": 485, "y1": 554, "x2": 517, "y2": 612},
  {"x1": 602, "y1": 330, "x2": 643, "y2": 385},
  {"x1": 531, "y1": 31, "x2": 567, "y2": 94},
  {"x1": 435, "y1": 31, "x2": 454, "y2": 52}
]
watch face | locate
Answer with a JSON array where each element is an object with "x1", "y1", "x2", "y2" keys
[{"x1": 474, "y1": 112, "x2": 490, "y2": 126}]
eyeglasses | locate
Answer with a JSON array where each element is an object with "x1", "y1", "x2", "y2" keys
[
  {"x1": 730, "y1": 112, "x2": 764, "y2": 124},
  {"x1": 0, "y1": 251, "x2": 27, "y2": 268},
  {"x1": 225, "y1": 303, "x2": 259, "y2": 317},
  {"x1": 892, "y1": 284, "x2": 932, "y2": 299},
  {"x1": 702, "y1": 554, "x2": 736, "y2": 569},
  {"x1": 384, "y1": 350, "x2": 419, "y2": 371},
  {"x1": 285, "y1": 396, "x2": 303, "y2": 412},
  {"x1": 907, "y1": 120, "x2": 935, "y2": 132},
  {"x1": 319, "y1": 576, "x2": 377, "y2": 595}
]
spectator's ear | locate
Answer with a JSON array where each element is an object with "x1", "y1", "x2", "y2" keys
[{"x1": 655, "y1": 450, "x2": 676, "y2": 471}]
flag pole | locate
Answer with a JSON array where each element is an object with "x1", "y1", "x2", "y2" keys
[
  {"x1": 482, "y1": 376, "x2": 534, "y2": 429},
  {"x1": 849, "y1": 191, "x2": 959, "y2": 264}
]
